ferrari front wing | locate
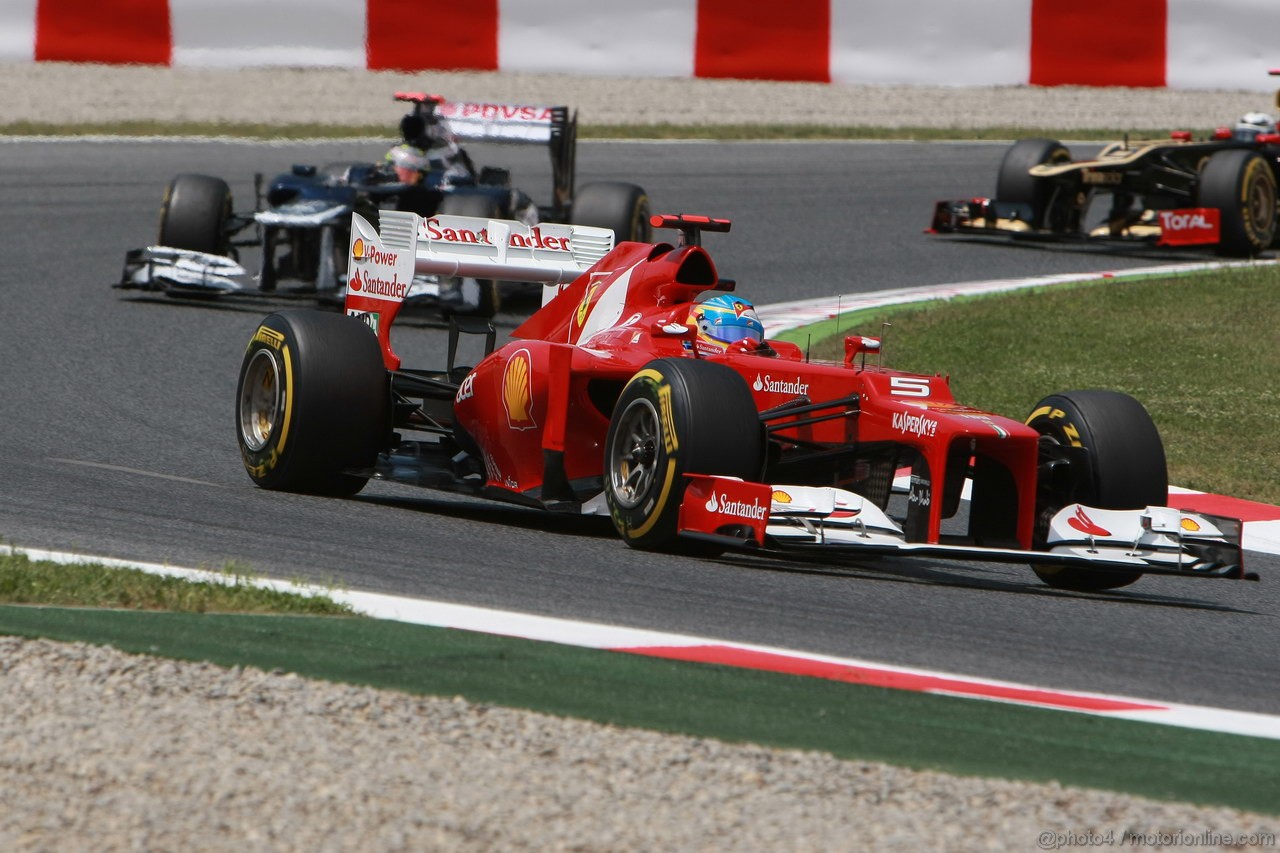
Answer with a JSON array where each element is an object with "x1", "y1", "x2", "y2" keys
[{"x1": 678, "y1": 475, "x2": 1251, "y2": 581}]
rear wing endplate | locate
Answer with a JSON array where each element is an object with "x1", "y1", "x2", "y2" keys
[
  {"x1": 344, "y1": 210, "x2": 613, "y2": 369},
  {"x1": 397, "y1": 93, "x2": 578, "y2": 219}
]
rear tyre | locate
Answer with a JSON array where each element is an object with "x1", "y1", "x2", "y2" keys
[
  {"x1": 158, "y1": 174, "x2": 233, "y2": 255},
  {"x1": 604, "y1": 358, "x2": 763, "y2": 552},
  {"x1": 572, "y1": 182, "x2": 652, "y2": 243},
  {"x1": 1025, "y1": 390, "x2": 1167, "y2": 591},
  {"x1": 995, "y1": 139, "x2": 1074, "y2": 231},
  {"x1": 236, "y1": 310, "x2": 388, "y2": 496},
  {"x1": 436, "y1": 193, "x2": 503, "y2": 317},
  {"x1": 1196, "y1": 149, "x2": 1278, "y2": 257}
]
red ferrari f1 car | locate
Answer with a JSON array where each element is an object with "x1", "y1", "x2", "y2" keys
[{"x1": 235, "y1": 210, "x2": 1250, "y2": 592}]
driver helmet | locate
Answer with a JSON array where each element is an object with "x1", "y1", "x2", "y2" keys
[
  {"x1": 385, "y1": 144, "x2": 430, "y2": 184},
  {"x1": 686, "y1": 293, "x2": 765, "y2": 350},
  {"x1": 1234, "y1": 112, "x2": 1276, "y2": 140}
]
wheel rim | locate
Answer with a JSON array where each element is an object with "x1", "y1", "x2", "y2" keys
[
  {"x1": 1246, "y1": 171, "x2": 1276, "y2": 235},
  {"x1": 239, "y1": 349, "x2": 282, "y2": 452},
  {"x1": 609, "y1": 397, "x2": 661, "y2": 509}
]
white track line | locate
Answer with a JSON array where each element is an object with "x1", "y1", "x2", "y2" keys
[{"x1": 6, "y1": 544, "x2": 1280, "y2": 742}]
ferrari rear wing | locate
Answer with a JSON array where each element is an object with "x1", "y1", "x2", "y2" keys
[
  {"x1": 344, "y1": 209, "x2": 614, "y2": 369},
  {"x1": 396, "y1": 92, "x2": 578, "y2": 220}
]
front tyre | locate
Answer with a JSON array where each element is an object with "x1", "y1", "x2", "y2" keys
[
  {"x1": 572, "y1": 182, "x2": 652, "y2": 243},
  {"x1": 1025, "y1": 390, "x2": 1168, "y2": 591},
  {"x1": 1196, "y1": 149, "x2": 1278, "y2": 256},
  {"x1": 158, "y1": 173, "x2": 233, "y2": 255},
  {"x1": 995, "y1": 138, "x2": 1075, "y2": 232},
  {"x1": 236, "y1": 310, "x2": 388, "y2": 496},
  {"x1": 604, "y1": 358, "x2": 763, "y2": 552}
]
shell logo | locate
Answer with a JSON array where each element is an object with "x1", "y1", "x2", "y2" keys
[
  {"x1": 771, "y1": 490, "x2": 793, "y2": 504},
  {"x1": 502, "y1": 349, "x2": 537, "y2": 430},
  {"x1": 1181, "y1": 518, "x2": 1202, "y2": 533},
  {"x1": 352, "y1": 237, "x2": 366, "y2": 260},
  {"x1": 575, "y1": 281, "x2": 602, "y2": 330}
]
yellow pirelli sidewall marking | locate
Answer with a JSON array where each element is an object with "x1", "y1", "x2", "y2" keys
[
  {"x1": 658, "y1": 385, "x2": 678, "y2": 453},
  {"x1": 1025, "y1": 405, "x2": 1081, "y2": 447},
  {"x1": 276, "y1": 343, "x2": 294, "y2": 457},
  {"x1": 252, "y1": 325, "x2": 285, "y2": 351},
  {"x1": 627, "y1": 368, "x2": 679, "y2": 453},
  {"x1": 628, "y1": 460, "x2": 677, "y2": 539},
  {"x1": 620, "y1": 367, "x2": 680, "y2": 539}
]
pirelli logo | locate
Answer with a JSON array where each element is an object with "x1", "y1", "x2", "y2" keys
[
  {"x1": 658, "y1": 384, "x2": 678, "y2": 453},
  {"x1": 252, "y1": 326, "x2": 285, "y2": 350}
]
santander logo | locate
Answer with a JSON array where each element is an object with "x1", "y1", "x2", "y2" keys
[
  {"x1": 704, "y1": 491, "x2": 767, "y2": 521},
  {"x1": 753, "y1": 374, "x2": 809, "y2": 396}
]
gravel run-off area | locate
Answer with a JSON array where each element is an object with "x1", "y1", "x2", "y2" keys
[{"x1": 2, "y1": 63, "x2": 1279, "y2": 850}]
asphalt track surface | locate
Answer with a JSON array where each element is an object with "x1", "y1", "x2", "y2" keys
[{"x1": 2, "y1": 138, "x2": 1277, "y2": 716}]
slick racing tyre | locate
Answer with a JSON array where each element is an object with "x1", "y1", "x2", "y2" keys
[
  {"x1": 236, "y1": 310, "x2": 388, "y2": 496},
  {"x1": 1196, "y1": 149, "x2": 1278, "y2": 256},
  {"x1": 1025, "y1": 390, "x2": 1168, "y2": 592},
  {"x1": 604, "y1": 358, "x2": 763, "y2": 552},
  {"x1": 436, "y1": 193, "x2": 503, "y2": 317},
  {"x1": 572, "y1": 182, "x2": 652, "y2": 243},
  {"x1": 158, "y1": 173, "x2": 233, "y2": 256},
  {"x1": 995, "y1": 139, "x2": 1075, "y2": 232}
]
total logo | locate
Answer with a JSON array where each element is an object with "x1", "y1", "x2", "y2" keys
[
  {"x1": 704, "y1": 491, "x2": 768, "y2": 521},
  {"x1": 1159, "y1": 210, "x2": 1216, "y2": 232},
  {"x1": 892, "y1": 410, "x2": 938, "y2": 438},
  {"x1": 753, "y1": 374, "x2": 810, "y2": 396}
]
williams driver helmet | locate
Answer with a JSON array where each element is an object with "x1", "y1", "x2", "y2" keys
[
  {"x1": 686, "y1": 293, "x2": 765, "y2": 350},
  {"x1": 1234, "y1": 112, "x2": 1277, "y2": 141},
  {"x1": 384, "y1": 144, "x2": 430, "y2": 184}
]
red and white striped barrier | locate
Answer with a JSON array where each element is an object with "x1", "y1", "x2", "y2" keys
[{"x1": 2, "y1": 0, "x2": 1277, "y2": 91}]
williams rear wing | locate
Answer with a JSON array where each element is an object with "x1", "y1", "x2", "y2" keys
[
  {"x1": 396, "y1": 93, "x2": 577, "y2": 220},
  {"x1": 344, "y1": 209, "x2": 613, "y2": 369}
]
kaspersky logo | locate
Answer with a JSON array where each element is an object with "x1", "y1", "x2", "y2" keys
[{"x1": 704, "y1": 490, "x2": 767, "y2": 521}]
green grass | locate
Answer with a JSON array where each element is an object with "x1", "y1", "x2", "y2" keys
[
  {"x1": 792, "y1": 264, "x2": 1280, "y2": 504},
  {"x1": 0, "y1": 551, "x2": 355, "y2": 615},
  {"x1": 0, "y1": 119, "x2": 1183, "y2": 142},
  {"x1": 3, "y1": 603, "x2": 1278, "y2": 815}
]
